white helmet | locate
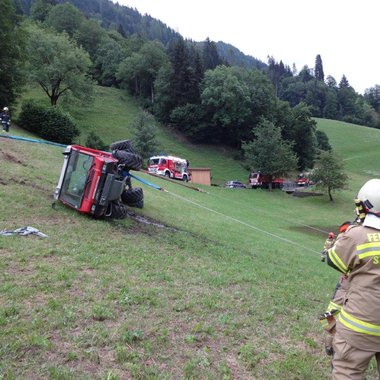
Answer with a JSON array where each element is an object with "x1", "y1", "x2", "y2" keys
[
  {"x1": 357, "y1": 179, "x2": 380, "y2": 214},
  {"x1": 3, "y1": 107, "x2": 8, "y2": 111}
]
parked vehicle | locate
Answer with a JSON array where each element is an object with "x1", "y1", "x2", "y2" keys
[
  {"x1": 148, "y1": 155, "x2": 190, "y2": 182},
  {"x1": 225, "y1": 180, "x2": 246, "y2": 189},
  {"x1": 248, "y1": 171, "x2": 285, "y2": 189},
  {"x1": 296, "y1": 172, "x2": 312, "y2": 187}
]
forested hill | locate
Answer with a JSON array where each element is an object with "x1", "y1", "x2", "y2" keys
[
  {"x1": 14, "y1": 0, "x2": 266, "y2": 69},
  {"x1": 215, "y1": 41, "x2": 266, "y2": 70}
]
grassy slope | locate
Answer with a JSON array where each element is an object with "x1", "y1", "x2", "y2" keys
[{"x1": 1, "y1": 89, "x2": 379, "y2": 379}]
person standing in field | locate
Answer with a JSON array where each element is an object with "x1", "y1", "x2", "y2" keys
[
  {"x1": 325, "y1": 179, "x2": 380, "y2": 379},
  {"x1": 1, "y1": 107, "x2": 11, "y2": 132}
]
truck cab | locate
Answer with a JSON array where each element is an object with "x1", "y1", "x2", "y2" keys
[{"x1": 54, "y1": 145, "x2": 127, "y2": 218}]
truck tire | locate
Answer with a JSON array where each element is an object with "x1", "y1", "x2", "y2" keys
[
  {"x1": 121, "y1": 187, "x2": 144, "y2": 208},
  {"x1": 107, "y1": 200, "x2": 128, "y2": 219},
  {"x1": 112, "y1": 150, "x2": 143, "y2": 171},
  {"x1": 110, "y1": 139, "x2": 135, "y2": 153}
]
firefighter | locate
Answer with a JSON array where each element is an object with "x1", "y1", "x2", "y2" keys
[
  {"x1": 320, "y1": 222, "x2": 352, "y2": 357},
  {"x1": 0, "y1": 107, "x2": 11, "y2": 132},
  {"x1": 325, "y1": 179, "x2": 380, "y2": 379}
]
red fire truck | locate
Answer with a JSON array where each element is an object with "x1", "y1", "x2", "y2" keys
[
  {"x1": 148, "y1": 155, "x2": 190, "y2": 182},
  {"x1": 248, "y1": 171, "x2": 285, "y2": 189}
]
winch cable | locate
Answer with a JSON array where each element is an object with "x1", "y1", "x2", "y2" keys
[
  {"x1": 162, "y1": 188, "x2": 321, "y2": 255},
  {"x1": 131, "y1": 171, "x2": 331, "y2": 239},
  {"x1": 209, "y1": 190, "x2": 331, "y2": 235},
  {"x1": 125, "y1": 171, "x2": 163, "y2": 191}
]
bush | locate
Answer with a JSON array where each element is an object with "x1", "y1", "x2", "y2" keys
[
  {"x1": 85, "y1": 131, "x2": 107, "y2": 151},
  {"x1": 18, "y1": 101, "x2": 79, "y2": 144}
]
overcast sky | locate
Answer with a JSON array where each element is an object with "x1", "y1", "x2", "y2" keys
[{"x1": 112, "y1": 0, "x2": 379, "y2": 94}]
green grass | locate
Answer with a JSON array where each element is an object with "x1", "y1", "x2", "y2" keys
[{"x1": 1, "y1": 88, "x2": 380, "y2": 379}]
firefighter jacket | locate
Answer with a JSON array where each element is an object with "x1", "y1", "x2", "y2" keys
[{"x1": 327, "y1": 222, "x2": 380, "y2": 351}]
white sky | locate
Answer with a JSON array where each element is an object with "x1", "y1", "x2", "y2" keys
[{"x1": 112, "y1": 0, "x2": 379, "y2": 95}]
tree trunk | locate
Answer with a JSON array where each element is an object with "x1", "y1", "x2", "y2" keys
[
  {"x1": 50, "y1": 95, "x2": 58, "y2": 106},
  {"x1": 328, "y1": 186, "x2": 334, "y2": 201}
]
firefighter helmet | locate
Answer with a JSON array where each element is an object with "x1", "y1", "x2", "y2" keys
[
  {"x1": 357, "y1": 179, "x2": 380, "y2": 215},
  {"x1": 3, "y1": 107, "x2": 8, "y2": 111}
]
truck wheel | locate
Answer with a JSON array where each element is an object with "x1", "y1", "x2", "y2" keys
[
  {"x1": 121, "y1": 187, "x2": 144, "y2": 208},
  {"x1": 165, "y1": 171, "x2": 171, "y2": 178},
  {"x1": 112, "y1": 150, "x2": 143, "y2": 171},
  {"x1": 107, "y1": 200, "x2": 128, "y2": 219},
  {"x1": 110, "y1": 139, "x2": 135, "y2": 153},
  {"x1": 182, "y1": 175, "x2": 188, "y2": 182}
]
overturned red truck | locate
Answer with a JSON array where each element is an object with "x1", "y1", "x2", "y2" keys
[{"x1": 54, "y1": 141, "x2": 144, "y2": 219}]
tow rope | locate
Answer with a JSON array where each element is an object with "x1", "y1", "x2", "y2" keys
[
  {"x1": 0, "y1": 133, "x2": 66, "y2": 147},
  {"x1": 126, "y1": 172, "x2": 163, "y2": 191}
]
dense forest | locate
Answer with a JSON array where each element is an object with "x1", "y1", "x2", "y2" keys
[{"x1": 3, "y1": 0, "x2": 380, "y2": 172}]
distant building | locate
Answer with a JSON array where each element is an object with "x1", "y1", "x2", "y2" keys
[{"x1": 188, "y1": 168, "x2": 211, "y2": 186}]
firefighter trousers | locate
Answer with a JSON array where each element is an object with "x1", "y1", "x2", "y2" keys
[{"x1": 332, "y1": 331, "x2": 380, "y2": 380}]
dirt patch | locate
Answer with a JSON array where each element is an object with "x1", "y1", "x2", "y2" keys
[
  {"x1": 291, "y1": 190, "x2": 324, "y2": 198},
  {"x1": 0, "y1": 151, "x2": 28, "y2": 166},
  {"x1": 3, "y1": 176, "x2": 53, "y2": 196},
  {"x1": 127, "y1": 211, "x2": 179, "y2": 231}
]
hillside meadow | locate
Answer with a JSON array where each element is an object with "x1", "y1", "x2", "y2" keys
[{"x1": 1, "y1": 86, "x2": 380, "y2": 379}]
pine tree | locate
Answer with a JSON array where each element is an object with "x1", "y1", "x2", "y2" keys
[
  {"x1": 314, "y1": 54, "x2": 324, "y2": 81},
  {"x1": 339, "y1": 75, "x2": 350, "y2": 88},
  {"x1": 202, "y1": 37, "x2": 222, "y2": 70}
]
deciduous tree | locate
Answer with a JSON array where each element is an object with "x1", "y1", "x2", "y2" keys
[
  {"x1": 26, "y1": 23, "x2": 93, "y2": 106},
  {"x1": 242, "y1": 119, "x2": 298, "y2": 190},
  {"x1": 311, "y1": 151, "x2": 348, "y2": 201}
]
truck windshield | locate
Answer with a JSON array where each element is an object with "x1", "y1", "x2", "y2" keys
[
  {"x1": 60, "y1": 151, "x2": 94, "y2": 209},
  {"x1": 149, "y1": 158, "x2": 160, "y2": 165}
]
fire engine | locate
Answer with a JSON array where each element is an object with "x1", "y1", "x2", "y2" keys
[
  {"x1": 248, "y1": 171, "x2": 285, "y2": 189},
  {"x1": 296, "y1": 172, "x2": 312, "y2": 187},
  {"x1": 148, "y1": 155, "x2": 190, "y2": 182}
]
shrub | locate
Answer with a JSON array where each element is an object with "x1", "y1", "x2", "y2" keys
[
  {"x1": 18, "y1": 101, "x2": 79, "y2": 144},
  {"x1": 85, "y1": 131, "x2": 107, "y2": 151}
]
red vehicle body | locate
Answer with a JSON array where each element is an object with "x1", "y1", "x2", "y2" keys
[
  {"x1": 54, "y1": 145, "x2": 136, "y2": 218},
  {"x1": 248, "y1": 171, "x2": 285, "y2": 189},
  {"x1": 296, "y1": 172, "x2": 312, "y2": 187},
  {"x1": 148, "y1": 155, "x2": 190, "y2": 182}
]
